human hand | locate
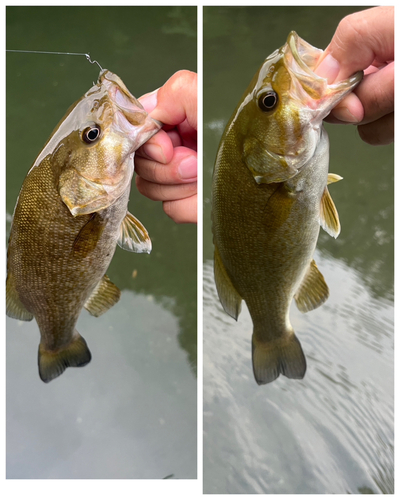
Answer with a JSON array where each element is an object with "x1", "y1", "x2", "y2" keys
[
  {"x1": 135, "y1": 70, "x2": 197, "y2": 223},
  {"x1": 315, "y1": 6, "x2": 394, "y2": 146}
]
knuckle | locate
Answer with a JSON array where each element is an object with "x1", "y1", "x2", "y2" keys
[
  {"x1": 163, "y1": 200, "x2": 184, "y2": 223},
  {"x1": 169, "y1": 70, "x2": 197, "y2": 92}
]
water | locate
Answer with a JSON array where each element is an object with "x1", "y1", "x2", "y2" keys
[
  {"x1": 6, "y1": 6, "x2": 197, "y2": 479},
  {"x1": 203, "y1": 6, "x2": 393, "y2": 494}
]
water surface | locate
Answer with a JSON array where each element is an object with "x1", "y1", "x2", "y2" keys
[{"x1": 203, "y1": 6, "x2": 393, "y2": 494}]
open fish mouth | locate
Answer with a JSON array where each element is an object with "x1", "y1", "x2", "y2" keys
[
  {"x1": 98, "y1": 69, "x2": 162, "y2": 144},
  {"x1": 284, "y1": 31, "x2": 363, "y2": 115}
]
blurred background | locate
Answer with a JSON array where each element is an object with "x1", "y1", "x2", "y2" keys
[
  {"x1": 203, "y1": 6, "x2": 393, "y2": 494},
  {"x1": 6, "y1": 6, "x2": 197, "y2": 479}
]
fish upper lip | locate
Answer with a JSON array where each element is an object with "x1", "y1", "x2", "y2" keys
[{"x1": 286, "y1": 31, "x2": 363, "y2": 88}]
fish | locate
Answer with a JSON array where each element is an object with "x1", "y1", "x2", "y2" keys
[
  {"x1": 6, "y1": 69, "x2": 162, "y2": 383},
  {"x1": 211, "y1": 31, "x2": 362, "y2": 385}
]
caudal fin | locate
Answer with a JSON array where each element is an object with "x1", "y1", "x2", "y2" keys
[
  {"x1": 252, "y1": 333, "x2": 306, "y2": 385},
  {"x1": 38, "y1": 332, "x2": 91, "y2": 383}
]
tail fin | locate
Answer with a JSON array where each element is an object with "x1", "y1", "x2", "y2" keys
[
  {"x1": 38, "y1": 332, "x2": 91, "y2": 383},
  {"x1": 252, "y1": 333, "x2": 306, "y2": 385}
]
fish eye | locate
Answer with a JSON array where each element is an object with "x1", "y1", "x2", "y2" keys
[
  {"x1": 82, "y1": 126, "x2": 101, "y2": 144},
  {"x1": 258, "y1": 91, "x2": 278, "y2": 112}
]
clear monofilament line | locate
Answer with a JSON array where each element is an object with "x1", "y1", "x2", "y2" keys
[{"x1": 6, "y1": 49, "x2": 103, "y2": 70}]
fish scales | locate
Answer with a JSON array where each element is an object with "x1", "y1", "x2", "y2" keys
[
  {"x1": 7, "y1": 70, "x2": 161, "y2": 382},
  {"x1": 212, "y1": 32, "x2": 362, "y2": 385}
]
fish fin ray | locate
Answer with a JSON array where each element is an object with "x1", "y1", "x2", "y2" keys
[
  {"x1": 38, "y1": 332, "x2": 91, "y2": 383},
  {"x1": 327, "y1": 173, "x2": 343, "y2": 185},
  {"x1": 84, "y1": 275, "x2": 121, "y2": 317},
  {"x1": 6, "y1": 272, "x2": 34, "y2": 321},
  {"x1": 214, "y1": 245, "x2": 242, "y2": 320},
  {"x1": 72, "y1": 214, "x2": 105, "y2": 257},
  {"x1": 117, "y1": 212, "x2": 152, "y2": 254},
  {"x1": 252, "y1": 333, "x2": 306, "y2": 385},
  {"x1": 320, "y1": 186, "x2": 341, "y2": 238},
  {"x1": 294, "y1": 259, "x2": 329, "y2": 312}
]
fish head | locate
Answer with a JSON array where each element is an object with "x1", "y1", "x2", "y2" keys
[
  {"x1": 36, "y1": 70, "x2": 162, "y2": 216},
  {"x1": 237, "y1": 31, "x2": 363, "y2": 184}
]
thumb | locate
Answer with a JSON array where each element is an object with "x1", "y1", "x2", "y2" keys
[{"x1": 143, "y1": 70, "x2": 197, "y2": 131}]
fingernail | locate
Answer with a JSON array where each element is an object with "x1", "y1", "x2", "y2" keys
[
  {"x1": 142, "y1": 143, "x2": 166, "y2": 163},
  {"x1": 139, "y1": 89, "x2": 159, "y2": 112},
  {"x1": 331, "y1": 106, "x2": 359, "y2": 123},
  {"x1": 178, "y1": 155, "x2": 197, "y2": 180},
  {"x1": 315, "y1": 54, "x2": 340, "y2": 84}
]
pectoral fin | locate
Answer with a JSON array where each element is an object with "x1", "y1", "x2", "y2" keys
[
  {"x1": 6, "y1": 272, "x2": 33, "y2": 321},
  {"x1": 214, "y1": 245, "x2": 242, "y2": 320},
  {"x1": 72, "y1": 213, "x2": 105, "y2": 257},
  {"x1": 294, "y1": 260, "x2": 329, "y2": 313},
  {"x1": 59, "y1": 169, "x2": 110, "y2": 216},
  {"x1": 320, "y1": 186, "x2": 341, "y2": 238},
  {"x1": 117, "y1": 212, "x2": 152, "y2": 254},
  {"x1": 84, "y1": 275, "x2": 121, "y2": 317}
]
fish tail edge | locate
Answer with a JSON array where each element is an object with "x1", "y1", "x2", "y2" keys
[
  {"x1": 252, "y1": 332, "x2": 306, "y2": 385},
  {"x1": 38, "y1": 332, "x2": 92, "y2": 383}
]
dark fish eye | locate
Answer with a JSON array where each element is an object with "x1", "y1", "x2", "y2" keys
[
  {"x1": 82, "y1": 126, "x2": 101, "y2": 144},
  {"x1": 258, "y1": 91, "x2": 278, "y2": 112}
]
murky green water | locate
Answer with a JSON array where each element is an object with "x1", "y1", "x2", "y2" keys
[
  {"x1": 203, "y1": 6, "x2": 393, "y2": 494},
  {"x1": 6, "y1": 6, "x2": 197, "y2": 479}
]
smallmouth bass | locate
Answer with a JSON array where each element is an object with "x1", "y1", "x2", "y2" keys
[
  {"x1": 7, "y1": 70, "x2": 161, "y2": 383},
  {"x1": 212, "y1": 32, "x2": 362, "y2": 385}
]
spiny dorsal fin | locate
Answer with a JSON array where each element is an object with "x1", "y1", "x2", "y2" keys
[
  {"x1": 6, "y1": 272, "x2": 34, "y2": 321},
  {"x1": 214, "y1": 245, "x2": 242, "y2": 320},
  {"x1": 327, "y1": 173, "x2": 343, "y2": 185},
  {"x1": 320, "y1": 186, "x2": 341, "y2": 238},
  {"x1": 84, "y1": 275, "x2": 121, "y2": 317},
  {"x1": 294, "y1": 260, "x2": 329, "y2": 313},
  {"x1": 118, "y1": 212, "x2": 152, "y2": 254}
]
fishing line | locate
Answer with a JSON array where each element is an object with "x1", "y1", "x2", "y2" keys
[{"x1": 6, "y1": 50, "x2": 103, "y2": 71}]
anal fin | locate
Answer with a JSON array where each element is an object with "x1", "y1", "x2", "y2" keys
[
  {"x1": 118, "y1": 212, "x2": 152, "y2": 254},
  {"x1": 214, "y1": 245, "x2": 242, "y2": 320},
  {"x1": 84, "y1": 275, "x2": 121, "y2": 317},
  {"x1": 294, "y1": 260, "x2": 329, "y2": 313}
]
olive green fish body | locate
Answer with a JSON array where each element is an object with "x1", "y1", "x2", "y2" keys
[
  {"x1": 212, "y1": 32, "x2": 362, "y2": 384},
  {"x1": 7, "y1": 70, "x2": 161, "y2": 382}
]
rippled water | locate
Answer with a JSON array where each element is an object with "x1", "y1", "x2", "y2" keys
[
  {"x1": 203, "y1": 258, "x2": 393, "y2": 494},
  {"x1": 6, "y1": 6, "x2": 197, "y2": 479},
  {"x1": 203, "y1": 5, "x2": 393, "y2": 495}
]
